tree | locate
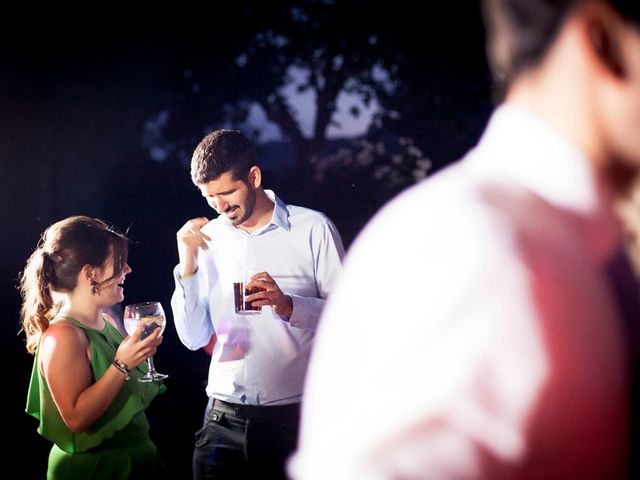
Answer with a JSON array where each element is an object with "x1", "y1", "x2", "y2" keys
[
  {"x1": 146, "y1": 1, "x2": 417, "y2": 177},
  {"x1": 143, "y1": 1, "x2": 491, "y2": 242},
  {"x1": 231, "y1": 1, "x2": 408, "y2": 177}
]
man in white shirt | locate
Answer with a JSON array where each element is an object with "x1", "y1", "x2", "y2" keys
[
  {"x1": 290, "y1": 1, "x2": 640, "y2": 479},
  {"x1": 171, "y1": 129, "x2": 344, "y2": 479}
]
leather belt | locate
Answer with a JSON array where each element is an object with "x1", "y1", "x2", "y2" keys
[{"x1": 210, "y1": 398, "x2": 300, "y2": 419}]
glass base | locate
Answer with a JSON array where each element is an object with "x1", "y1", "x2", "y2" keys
[{"x1": 138, "y1": 372, "x2": 168, "y2": 383}]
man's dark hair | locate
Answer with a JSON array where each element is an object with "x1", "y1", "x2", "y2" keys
[
  {"x1": 482, "y1": 0, "x2": 640, "y2": 99},
  {"x1": 190, "y1": 129, "x2": 257, "y2": 185}
]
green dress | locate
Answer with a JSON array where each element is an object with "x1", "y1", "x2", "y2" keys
[{"x1": 26, "y1": 316, "x2": 167, "y2": 479}]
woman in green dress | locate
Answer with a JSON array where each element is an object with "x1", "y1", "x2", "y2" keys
[{"x1": 20, "y1": 216, "x2": 167, "y2": 479}]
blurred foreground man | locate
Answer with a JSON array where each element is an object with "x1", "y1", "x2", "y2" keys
[{"x1": 289, "y1": 1, "x2": 640, "y2": 478}]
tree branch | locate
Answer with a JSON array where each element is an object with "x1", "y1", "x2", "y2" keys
[{"x1": 259, "y1": 94, "x2": 306, "y2": 148}]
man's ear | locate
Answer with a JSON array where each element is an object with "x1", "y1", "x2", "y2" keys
[
  {"x1": 584, "y1": 4, "x2": 625, "y2": 78},
  {"x1": 248, "y1": 166, "x2": 262, "y2": 189}
]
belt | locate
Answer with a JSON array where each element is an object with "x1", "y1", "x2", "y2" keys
[{"x1": 210, "y1": 398, "x2": 300, "y2": 419}]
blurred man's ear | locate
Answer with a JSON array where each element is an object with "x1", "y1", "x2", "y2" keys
[{"x1": 583, "y1": 3, "x2": 625, "y2": 78}]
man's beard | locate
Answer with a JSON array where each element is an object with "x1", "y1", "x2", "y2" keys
[
  {"x1": 231, "y1": 186, "x2": 257, "y2": 227},
  {"x1": 605, "y1": 159, "x2": 638, "y2": 201}
]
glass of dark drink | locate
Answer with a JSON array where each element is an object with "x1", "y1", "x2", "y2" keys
[{"x1": 233, "y1": 264, "x2": 265, "y2": 315}]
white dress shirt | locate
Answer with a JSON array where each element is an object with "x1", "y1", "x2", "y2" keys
[
  {"x1": 171, "y1": 190, "x2": 345, "y2": 405},
  {"x1": 289, "y1": 106, "x2": 630, "y2": 479}
]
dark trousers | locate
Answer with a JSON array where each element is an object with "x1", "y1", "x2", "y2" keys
[{"x1": 193, "y1": 397, "x2": 301, "y2": 479}]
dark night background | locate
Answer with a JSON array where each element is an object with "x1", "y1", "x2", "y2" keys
[{"x1": 1, "y1": 3, "x2": 491, "y2": 478}]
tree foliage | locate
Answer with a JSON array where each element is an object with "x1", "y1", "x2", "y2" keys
[{"x1": 144, "y1": 0, "x2": 492, "y2": 239}]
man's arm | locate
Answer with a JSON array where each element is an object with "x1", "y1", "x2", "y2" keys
[
  {"x1": 170, "y1": 265, "x2": 214, "y2": 350},
  {"x1": 171, "y1": 217, "x2": 214, "y2": 350},
  {"x1": 288, "y1": 217, "x2": 345, "y2": 330},
  {"x1": 245, "y1": 216, "x2": 345, "y2": 330}
]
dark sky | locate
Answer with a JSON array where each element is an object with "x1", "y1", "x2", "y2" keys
[
  {"x1": 1, "y1": 3, "x2": 491, "y2": 477},
  {"x1": 1, "y1": 28, "x2": 218, "y2": 478}
]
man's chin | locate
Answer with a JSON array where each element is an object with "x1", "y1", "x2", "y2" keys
[
  {"x1": 219, "y1": 213, "x2": 235, "y2": 224},
  {"x1": 222, "y1": 215, "x2": 243, "y2": 227}
]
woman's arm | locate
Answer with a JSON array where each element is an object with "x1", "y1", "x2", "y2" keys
[{"x1": 40, "y1": 320, "x2": 159, "y2": 433}]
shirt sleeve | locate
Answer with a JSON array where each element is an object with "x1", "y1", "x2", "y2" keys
[
  {"x1": 288, "y1": 217, "x2": 345, "y2": 331},
  {"x1": 170, "y1": 264, "x2": 214, "y2": 350}
]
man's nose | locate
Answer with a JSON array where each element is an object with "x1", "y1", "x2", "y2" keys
[{"x1": 211, "y1": 196, "x2": 227, "y2": 213}]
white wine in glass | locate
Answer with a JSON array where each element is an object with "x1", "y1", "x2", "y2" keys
[{"x1": 123, "y1": 301, "x2": 168, "y2": 382}]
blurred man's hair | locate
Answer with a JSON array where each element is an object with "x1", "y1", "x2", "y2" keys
[
  {"x1": 482, "y1": 0, "x2": 640, "y2": 100},
  {"x1": 191, "y1": 129, "x2": 257, "y2": 185}
]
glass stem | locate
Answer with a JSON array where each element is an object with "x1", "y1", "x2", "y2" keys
[{"x1": 147, "y1": 356, "x2": 156, "y2": 374}]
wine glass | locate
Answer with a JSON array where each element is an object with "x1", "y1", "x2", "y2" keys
[{"x1": 123, "y1": 301, "x2": 168, "y2": 382}]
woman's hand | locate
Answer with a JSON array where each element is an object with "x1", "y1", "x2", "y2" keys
[{"x1": 115, "y1": 321, "x2": 163, "y2": 370}]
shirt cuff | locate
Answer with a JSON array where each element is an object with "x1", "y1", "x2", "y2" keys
[
  {"x1": 174, "y1": 264, "x2": 200, "y2": 295},
  {"x1": 288, "y1": 294, "x2": 319, "y2": 330},
  {"x1": 179, "y1": 268, "x2": 198, "y2": 279}
]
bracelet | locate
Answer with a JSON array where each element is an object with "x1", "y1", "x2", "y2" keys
[{"x1": 112, "y1": 358, "x2": 131, "y2": 380}]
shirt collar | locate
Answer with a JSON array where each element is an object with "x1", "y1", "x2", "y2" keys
[
  {"x1": 264, "y1": 189, "x2": 291, "y2": 232},
  {"x1": 471, "y1": 104, "x2": 621, "y2": 263}
]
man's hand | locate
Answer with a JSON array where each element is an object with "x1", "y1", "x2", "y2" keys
[
  {"x1": 177, "y1": 217, "x2": 210, "y2": 277},
  {"x1": 245, "y1": 272, "x2": 293, "y2": 318}
]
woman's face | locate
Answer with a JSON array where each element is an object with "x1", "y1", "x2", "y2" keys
[{"x1": 93, "y1": 251, "x2": 131, "y2": 305}]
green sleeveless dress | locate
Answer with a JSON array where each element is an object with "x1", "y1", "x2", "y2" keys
[{"x1": 26, "y1": 316, "x2": 167, "y2": 479}]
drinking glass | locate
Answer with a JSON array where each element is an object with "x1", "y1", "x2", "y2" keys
[
  {"x1": 233, "y1": 263, "x2": 265, "y2": 314},
  {"x1": 123, "y1": 301, "x2": 168, "y2": 382}
]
